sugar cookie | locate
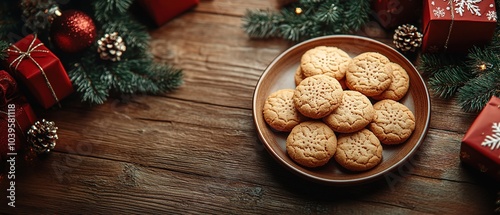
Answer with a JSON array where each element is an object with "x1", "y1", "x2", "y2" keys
[
  {"x1": 346, "y1": 52, "x2": 393, "y2": 96},
  {"x1": 371, "y1": 62, "x2": 410, "y2": 101},
  {"x1": 293, "y1": 75, "x2": 343, "y2": 119},
  {"x1": 334, "y1": 129, "x2": 383, "y2": 171},
  {"x1": 286, "y1": 121, "x2": 337, "y2": 168},
  {"x1": 263, "y1": 89, "x2": 307, "y2": 132},
  {"x1": 369, "y1": 99, "x2": 416, "y2": 145},
  {"x1": 300, "y1": 46, "x2": 351, "y2": 80},
  {"x1": 323, "y1": 90, "x2": 374, "y2": 133},
  {"x1": 294, "y1": 65, "x2": 305, "y2": 86}
]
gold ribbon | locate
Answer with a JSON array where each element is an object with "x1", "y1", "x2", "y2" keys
[
  {"x1": 443, "y1": 0, "x2": 455, "y2": 51},
  {"x1": 7, "y1": 34, "x2": 60, "y2": 107},
  {"x1": 422, "y1": 0, "x2": 457, "y2": 52}
]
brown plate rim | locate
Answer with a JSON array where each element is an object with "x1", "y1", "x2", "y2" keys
[{"x1": 252, "y1": 35, "x2": 431, "y2": 186}]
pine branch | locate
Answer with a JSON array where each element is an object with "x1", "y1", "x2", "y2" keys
[
  {"x1": 67, "y1": 49, "x2": 183, "y2": 104},
  {"x1": 419, "y1": 53, "x2": 466, "y2": 75},
  {"x1": 145, "y1": 63, "x2": 184, "y2": 93},
  {"x1": 242, "y1": 0, "x2": 371, "y2": 42},
  {"x1": 315, "y1": 1, "x2": 341, "y2": 25},
  {"x1": 0, "y1": 40, "x2": 9, "y2": 60},
  {"x1": 68, "y1": 57, "x2": 109, "y2": 105},
  {"x1": 457, "y1": 70, "x2": 500, "y2": 112},
  {"x1": 279, "y1": 8, "x2": 315, "y2": 41},
  {"x1": 427, "y1": 67, "x2": 473, "y2": 99},
  {"x1": 467, "y1": 46, "x2": 500, "y2": 75},
  {"x1": 343, "y1": 0, "x2": 371, "y2": 31},
  {"x1": 100, "y1": 17, "x2": 150, "y2": 55},
  {"x1": 92, "y1": 0, "x2": 134, "y2": 22},
  {"x1": 420, "y1": 53, "x2": 476, "y2": 99},
  {"x1": 242, "y1": 10, "x2": 283, "y2": 39}
]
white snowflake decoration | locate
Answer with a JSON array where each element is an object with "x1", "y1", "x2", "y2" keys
[
  {"x1": 434, "y1": 7, "x2": 446, "y2": 18},
  {"x1": 486, "y1": 10, "x2": 497, "y2": 21},
  {"x1": 454, "y1": 0, "x2": 482, "y2": 16},
  {"x1": 481, "y1": 122, "x2": 500, "y2": 151}
]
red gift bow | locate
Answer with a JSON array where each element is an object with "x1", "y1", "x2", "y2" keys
[{"x1": 7, "y1": 34, "x2": 60, "y2": 107}]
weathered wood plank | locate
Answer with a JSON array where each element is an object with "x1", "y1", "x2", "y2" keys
[
  {"x1": 148, "y1": 12, "x2": 290, "y2": 109},
  {"x1": 2, "y1": 150, "x2": 495, "y2": 214},
  {"x1": 427, "y1": 97, "x2": 478, "y2": 133}
]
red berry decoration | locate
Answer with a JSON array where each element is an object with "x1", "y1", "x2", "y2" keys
[{"x1": 50, "y1": 10, "x2": 96, "y2": 53}]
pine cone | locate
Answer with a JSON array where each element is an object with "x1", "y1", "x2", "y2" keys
[
  {"x1": 393, "y1": 24, "x2": 423, "y2": 53},
  {"x1": 20, "y1": 0, "x2": 61, "y2": 32},
  {"x1": 97, "y1": 32, "x2": 127, "y2": 62},
  {"x1": 27, "y1": 119, "x2": 58, "y2": 154}
]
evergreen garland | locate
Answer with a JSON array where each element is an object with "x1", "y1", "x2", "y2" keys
[
  {"x1": 419, "y1": 0, "x2": 500, "y2": 113},
  {"x1": 242, "y1": 0, "x2": 371, "y2": 42},
  {"x1": 0, "y1": 0, "x2": 183, "y2": 105},
  {"x1": 0, "y1": 41, "x2": 9, "y2": 60}
]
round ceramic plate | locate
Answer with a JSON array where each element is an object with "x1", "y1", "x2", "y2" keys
[{"x1": 252, "y1": 35, "x2": 431, "y2": 185}]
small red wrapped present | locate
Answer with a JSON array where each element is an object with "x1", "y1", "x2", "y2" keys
[
  {"x1": 5, "y1": 34, "x2": 73, "y2": 109},
  {"x1": 460, "y1": 96, "x2": 500, "y2": 181},
  {"x1": 138, "y1": 0, "x2": 200, "y2": 26},
  {"x1": 422, "y1": 0, "x2": 497, "y2": 53},
  {"x1": 0, "y1": 70, "x2": 18, "y2": 106},
  {"x1": 372, "y1": 0, "x2": 422, "y2": 29}
]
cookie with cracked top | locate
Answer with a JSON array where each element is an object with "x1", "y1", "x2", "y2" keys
[
  {"x1": 286, "y1": 121, "x2": 337, "y2": 168},
  {"x1": 369, "y1": 99, "x2": 415, "y2": 145},
  {"x1": 263, "y1": 89, "x2": 307, "y2": 132},
  {"x1": 334, "y1": 129, "x2": 383, "y2": 171},
  {"x1": 293, "y1": 75, "x2": 343, "y2": 119},
  {"x1": 300, "y1": 46, "x2": 351, "y2": 80},
  {"x1": 323, "y1": 90, "x2": 374, "y2": 133},
  {"x1": 346, "y1": 52, "x2": 393, "y2": 96}
]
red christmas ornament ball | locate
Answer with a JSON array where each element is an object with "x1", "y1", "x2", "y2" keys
[{"x1": 50, "y1": 10, "x2": 96, "y2": 53}]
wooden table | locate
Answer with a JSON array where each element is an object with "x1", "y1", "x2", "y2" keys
[{"x1": 2, "y1": 1, "x2": 498, "y2": 214}]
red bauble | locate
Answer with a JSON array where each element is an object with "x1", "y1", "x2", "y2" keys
[{"x1": 50, "y1": 10, "x2": 96, "y2": 53}]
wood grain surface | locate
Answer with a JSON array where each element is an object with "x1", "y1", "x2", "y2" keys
[{"x1": 1, "y1": 1, "x2": 498, "y2": 214}]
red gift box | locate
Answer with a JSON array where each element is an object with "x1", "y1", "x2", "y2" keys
[
  {"x1": 5, "y1": 34, "x2": 73, "y2": 109},
  {"x1": 372, "y1": 0, "x2": 422, "y2": 29},
  {"x1": 0, "y1": 98, "x2": 37, "y2": 160},
  {"x1": 0, "y1": 70, "x2": 18, "y2": 106},
  {"x1": 460, "y1": 96, "x2": 500, "y2": 181},
  {"x1": 138, "y1": 0, "x2": 199, "y2": 26},
  {"x1": 422, "y1": 0, "x2": 497, "y2": 53}
]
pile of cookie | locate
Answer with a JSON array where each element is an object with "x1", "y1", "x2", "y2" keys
[{"x1": 263, "y1": 46, "x2": 415, "y2": 172}]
